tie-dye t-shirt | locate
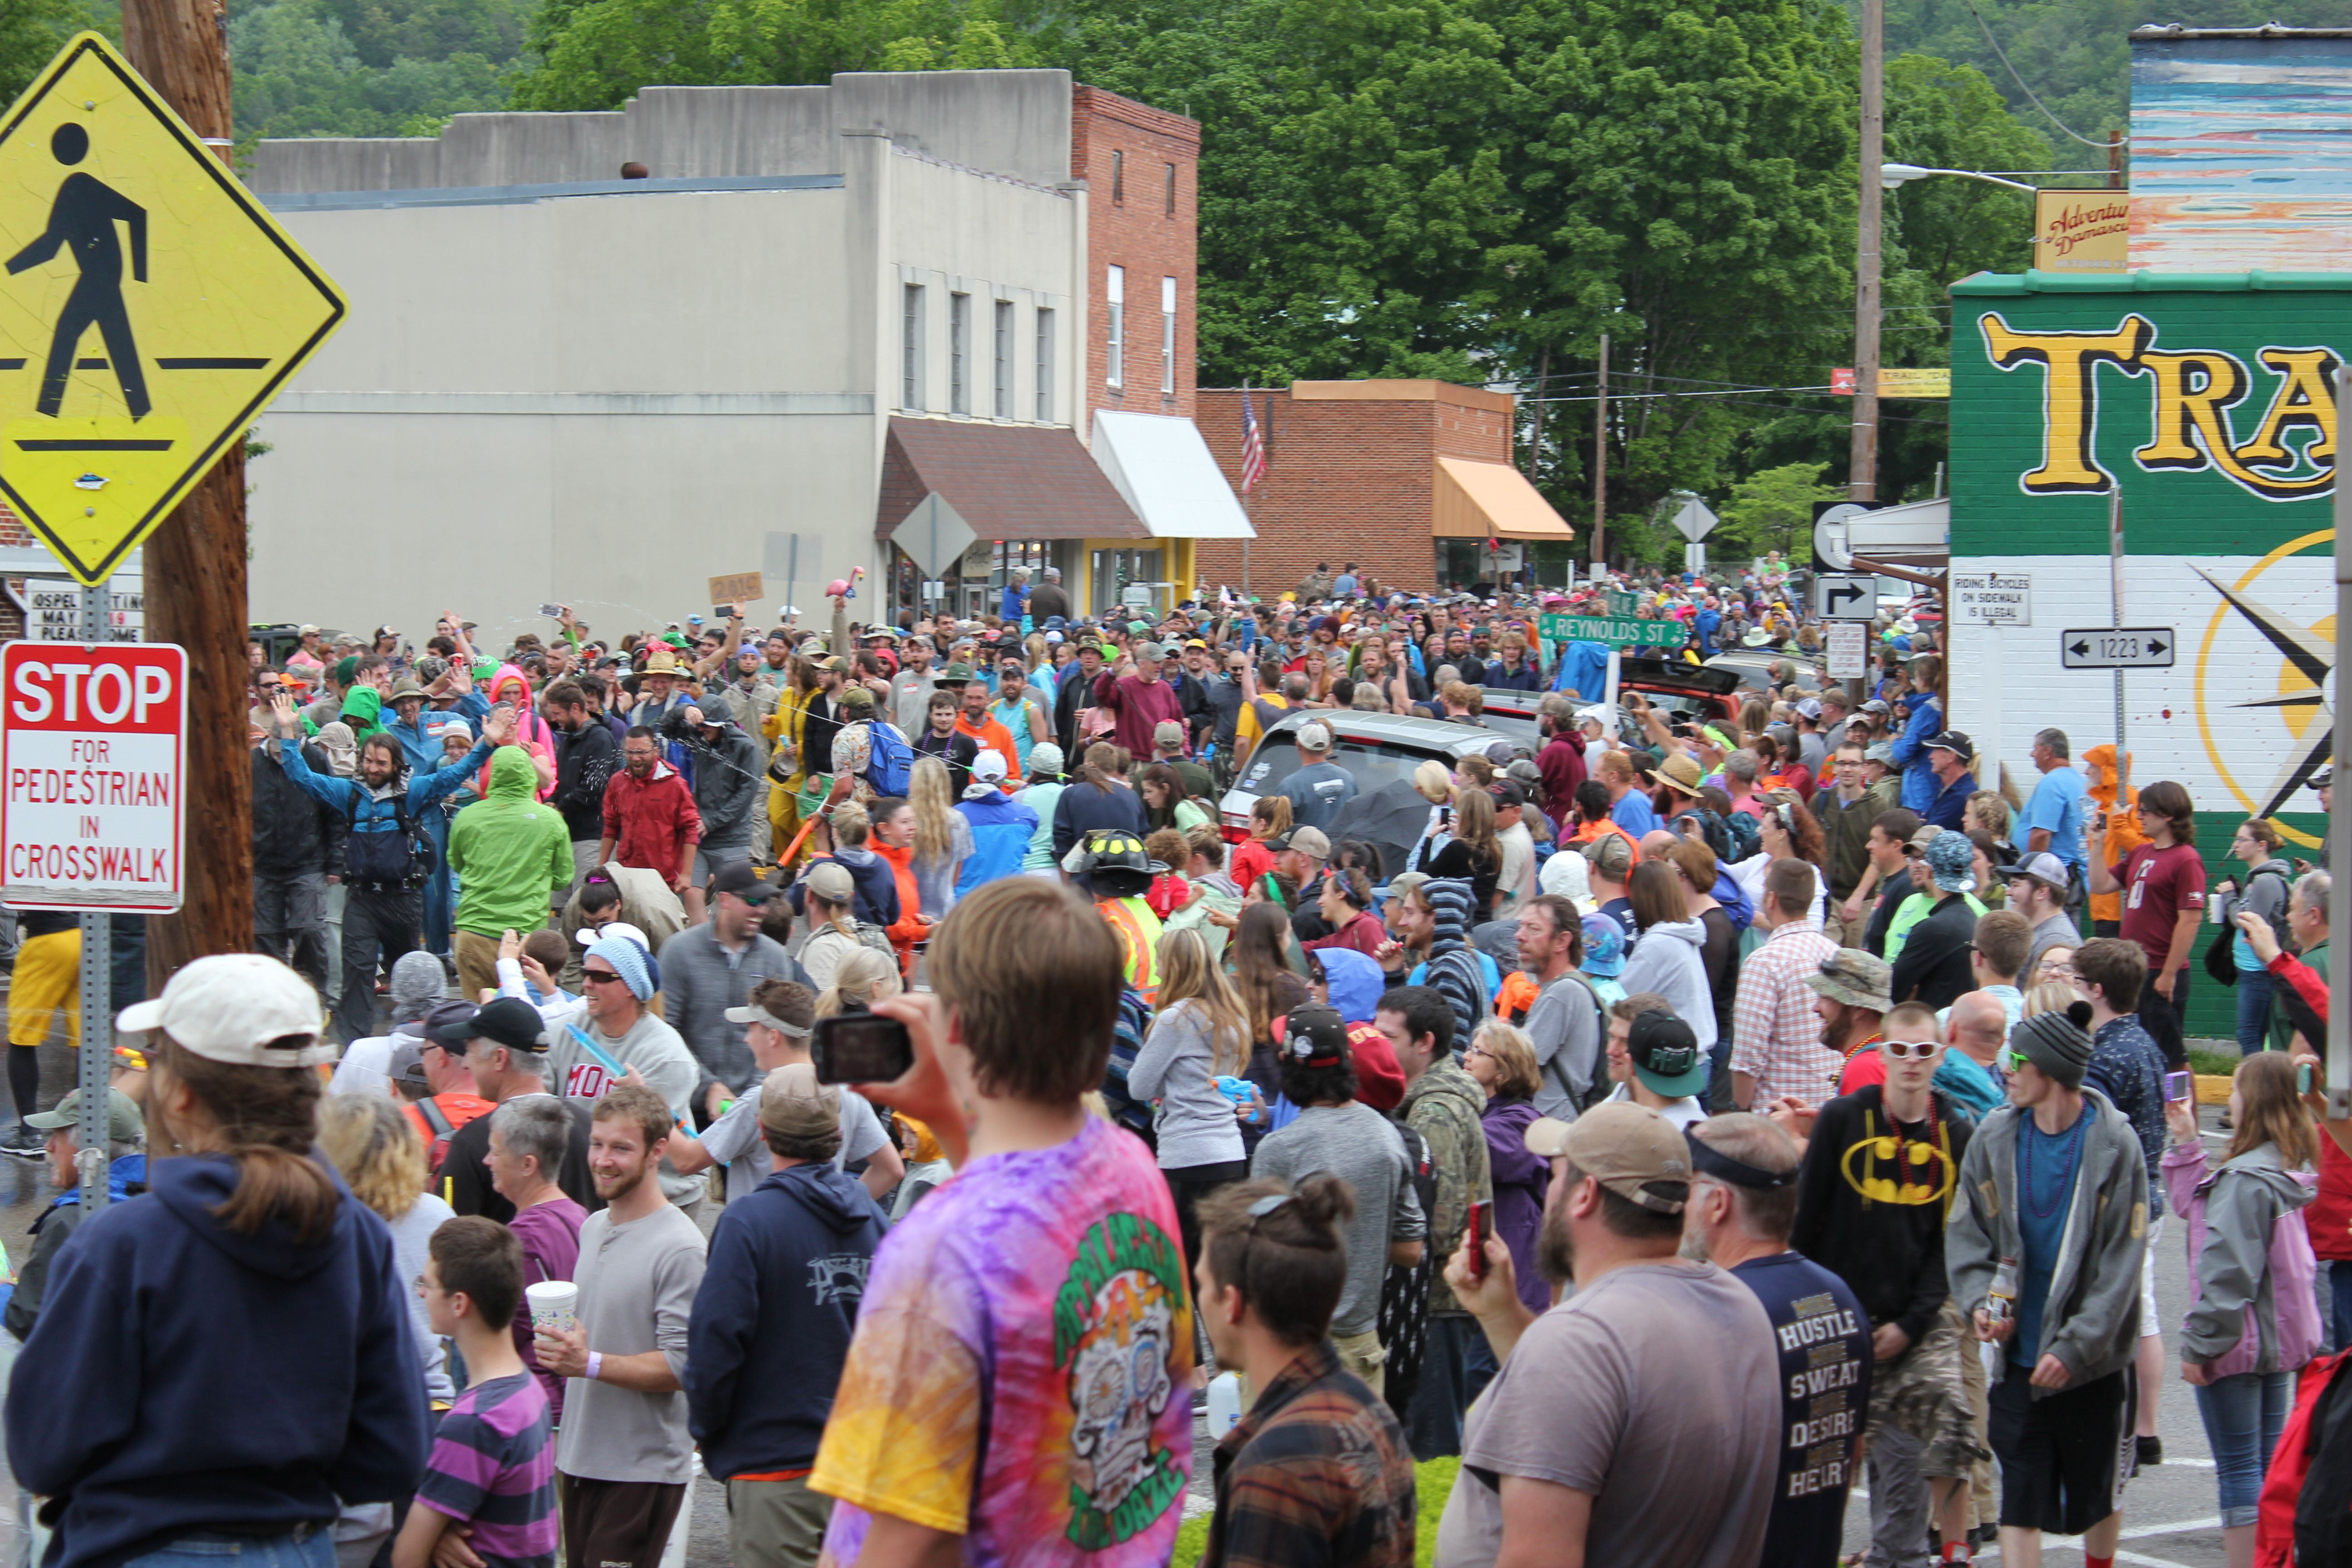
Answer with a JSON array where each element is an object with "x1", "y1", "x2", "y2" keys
[{"x1": 810, "y1": 1113, "x2": 1194, "y2": 1567}]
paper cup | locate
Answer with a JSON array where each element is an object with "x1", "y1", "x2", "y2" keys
[{"x1": 525, "y1": 1280, "x2": 578, "y2": 1336}]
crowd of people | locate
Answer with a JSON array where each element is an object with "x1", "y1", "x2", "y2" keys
[{"x1": 4, "y1": 556, "x2": 2351, "y2": 1568}]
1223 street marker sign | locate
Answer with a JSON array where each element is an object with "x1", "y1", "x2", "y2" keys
[
  {"x1": 2060, "y1": 628, "x2": 2176, "y2": 670},
  {"x1": 0, "y1": 34, "x2": 346, "y2": 584},
  {"x1": 0, "y1": 640, "x2": 185, "y2": 911}
]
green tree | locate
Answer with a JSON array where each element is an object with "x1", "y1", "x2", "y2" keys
[
  {"x1": 1496, "y1": 0, "x2": 1859, "y2": 534},
  {"x1": 1879, "y1": 0, "x2": 2352, "y2": 161},
  {"x1": 0, "y1": 0, "x2": 84, "y2": 108},
  {"x1": 1712, "y1": 461, "x2": 1841, "y2": 561},
  {"x1": 509, "y1": 0, "x2": 1037, "y2": 111},
  {"x1": 230, "y1": 0, "x2": 517, "y2": 140}
]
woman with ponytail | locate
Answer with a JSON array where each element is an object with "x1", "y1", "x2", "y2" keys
[
  {"x1": 6, "y1": 955, "x2": 429, "y2": 1568},
  {"x1": 1195, "y1": 1173, "x2": 1416, "y2": 1564}
]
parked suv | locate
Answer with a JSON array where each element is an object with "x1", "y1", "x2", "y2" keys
[{"x1": 1222, "y1": 710, "x2": 1530, "y2": 836}]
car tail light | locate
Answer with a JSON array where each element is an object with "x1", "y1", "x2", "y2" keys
[{"x1": 1221, "y1": 817, "x2": 1250, "y2": 844}]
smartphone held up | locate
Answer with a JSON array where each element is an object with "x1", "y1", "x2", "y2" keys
[{"x1": 811, "y1": 1012, "x2": 914, "y2": 1086}]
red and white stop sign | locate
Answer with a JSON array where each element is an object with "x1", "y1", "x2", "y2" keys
[{"x1": 0, "y1": 640, "x2": 186, "y2": 912}]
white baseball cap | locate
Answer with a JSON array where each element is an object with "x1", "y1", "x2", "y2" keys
[
  {"x1": 573, "y1": 918, "x2": 652, "y2": 951},
  {"x1": 972, "y1": 748, "x2": 1009, "y2": 784},
  {"x1": 116, "y1": 954, "x2": 336, "y2": 1068}
]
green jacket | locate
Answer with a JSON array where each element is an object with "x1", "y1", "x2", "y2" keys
[
  {"x1": 1401, "y1": 1055, "x2": 1493, "y2": 1316},
  {"x1": 447, "y1": 746, "x2": 573, "y2": 938}
]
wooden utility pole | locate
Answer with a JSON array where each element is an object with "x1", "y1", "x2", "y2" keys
[
  {"x1": 1592, "y1": 333, "x2": 1609, "y2": 568},
  {"x1": 1525, "y1": 346, "x2": 1548, "y2": 480},
  {"x1": 1849, "y1": 0, "x2": 1883, "y2": 503},
  {"x1": 122, "y1": 0, "x2": 254, "y2": 981}
]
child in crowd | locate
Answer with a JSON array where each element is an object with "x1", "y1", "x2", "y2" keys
[
  {"x1": 1144, "y1": 828, "x2": 1195, "y2": 920},
  {"x1": 395, "y1": 1217, "x2": 558, "y2": 1568}
]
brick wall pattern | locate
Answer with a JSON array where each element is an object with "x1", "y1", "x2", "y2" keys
[
  {"x1": 1071, "y1": 87, "x2": 1200, "y2": 433},
  {"x1": 1192, "y1": 383, "x2": 1516, "y2": 597}
]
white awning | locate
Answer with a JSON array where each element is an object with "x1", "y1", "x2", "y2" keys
[{"x1": 1089, "y1": 410, "x2": 1256, "y2": 539}]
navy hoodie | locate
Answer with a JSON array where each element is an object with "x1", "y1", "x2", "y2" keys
[
  {"x1": 684, "y1": 1160, "x2": 887, "y2": 1478},
  {"x1": 5, "y1": 1153, "x2": 428, "y2": 1568}
]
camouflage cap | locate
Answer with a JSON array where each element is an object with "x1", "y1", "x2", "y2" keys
[{"x1": 1803, "y1": 947, "x2": 1892, "y2": 1014}]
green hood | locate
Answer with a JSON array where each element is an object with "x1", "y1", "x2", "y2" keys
[
  {"x1": 446, "y1": 745, "x2": 573, "y2": 939},
  {"x1": 340, "y1": 686, "x2": 382, "y2": 726},
  {"x1": 487, "y1": 744, "x2": 538, "y2": 801}
]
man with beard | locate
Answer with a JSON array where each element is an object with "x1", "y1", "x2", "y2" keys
[
  {"x1": 1684, "y1": 1113, "x2": 1872, "y2": 1568},
  {"x1": 1535, "y1": 695, "x2": 1587, "y2": 840},
  {"x1": 270, "y1": 691, "x2": 513, "y2": 1042},
  {"x1": 1792, "y1": 1004, "x2": 1980, "y2": 1568},
  {"x1": 598, "y1": 727, "x2": 702, "y2": 902},
  {"x1": 535, "y1": 1084, "x2": 707, "y2": 1568},
  {"x1": 1434, "y1": 1102, "x2": 1780, "y2": 1568}
]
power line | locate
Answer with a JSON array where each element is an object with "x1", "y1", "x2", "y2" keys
[{"x1": 1964, "y1": 0, "x2": 2125, "y2": 148}]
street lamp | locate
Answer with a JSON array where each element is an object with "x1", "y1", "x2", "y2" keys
[
  {"x1": 1851, "y1": 154, "x2": 2040, "y2": 506},
  {"x1": 1880, "y1": 162, "x2": 2037, "y2": 194}
]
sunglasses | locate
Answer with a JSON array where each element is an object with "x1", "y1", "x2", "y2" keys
[
  {"x1": 1882, "y1": 1039, "x2": 1943, "y2": 1060},
  {"x1": 582, "y1": 969, "x2": 626, "y2": 986}
]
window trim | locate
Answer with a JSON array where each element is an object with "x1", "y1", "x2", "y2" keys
[
  {"x1": 949, "y1": 290, "x2": 970, "y2": 416},
  {"x1": 901, "y1": 283, "x2": 925, "y2": 412},
  {"x1": 1035, "y1": 306, "x2": 1055, "y2": 422},
  {"x1": 1159, "y1": 275, "x2": 1176, "y2": 396},
  {"x1": 1105, "y1": 265, "x2": 1125, "y2": 390},
  {"x1": 993, "y1": 298, "x2": 1014, "y2": 421}
]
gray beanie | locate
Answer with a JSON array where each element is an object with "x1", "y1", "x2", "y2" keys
[
  {"x1": 2013, "y1": 1001, "x2": 2095, "y2": 1090},
  {"x1": 389, "y1": 950, "x2": 450, "y2": 1027}
]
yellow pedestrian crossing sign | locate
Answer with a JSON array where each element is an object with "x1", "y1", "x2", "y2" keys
[{"x1": 0, "y1": 33, "x2": 346, "y2": 584}]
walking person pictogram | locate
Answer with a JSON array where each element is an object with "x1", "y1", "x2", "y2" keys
[{"x1": 5, "y1": 122, "x2": 150, "y2": 420}]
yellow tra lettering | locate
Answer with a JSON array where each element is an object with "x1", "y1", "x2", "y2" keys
[{"x1": 1980, "y1": 312, "x2": 2154, "y2": 493}]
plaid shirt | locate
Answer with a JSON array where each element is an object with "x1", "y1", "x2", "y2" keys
[
  {"x1": 1730, "y1": 918, "x2": 1843, "y2": 1107},
  {"x1": 1205, "y1": 1340, "x2": 1416, "y2": 1568}
]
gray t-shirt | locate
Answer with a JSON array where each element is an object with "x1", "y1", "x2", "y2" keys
[
  {"x1": 1127, "y1": 1000, "x2": 1249, "y2": 1171},
  {"x1": 1278, "y1": 760, "x2": 1359, "y2": 831},
  {"x1": 1523, "y1": 972, "x2": 1602, "y2": 1121},
  {"x1": 545, "y1": 1004, "x2": 703, "y2": 1204},
  {"x1": 555, "y1": 1202, "x2": 707, "y2": 1485},
  {"x1": 1250, "y1": 1100, "x2": 1424, "y2": 1336},
  {"x1": 1435, "y1": 1263, "x2": 1780, "y2": 1568},
  {"x1": 696, "y1": 1083, "x2": 890, "y2": 1204}
]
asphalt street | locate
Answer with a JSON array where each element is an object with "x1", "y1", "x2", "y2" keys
[{"x1": 0, "y1": 1037, "x2": 2300, "y2": 1568}]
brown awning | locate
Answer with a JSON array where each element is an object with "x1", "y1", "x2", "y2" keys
[
  {"x1": 876, "y1": 417, "x2": 1149, "y2": 542},
  {"x1": 1431, "y1": 456, "x2": 1575, "y2": 540}
]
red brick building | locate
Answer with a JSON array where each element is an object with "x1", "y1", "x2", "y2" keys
[
  {"x1": 1072, "y1": 86, "x2": 1199, "y2": 427},
  {"x1": 1194, "y1": 380, "x2": 1571, "y2": 597}
]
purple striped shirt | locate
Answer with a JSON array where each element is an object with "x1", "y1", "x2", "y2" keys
[{"x1": 415, "y1": 1373, "x2": 556, "y2": 1568}]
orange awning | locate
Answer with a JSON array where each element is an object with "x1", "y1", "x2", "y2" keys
[{"x1": 1432, "y1": 457, "x2": 1575, "y2": 539}]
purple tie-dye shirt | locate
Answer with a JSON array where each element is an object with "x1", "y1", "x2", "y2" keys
[{"x1": 811, "y1": 1114, "x2": 1195, "y2": 1567}]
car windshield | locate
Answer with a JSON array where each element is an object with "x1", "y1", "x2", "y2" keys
[
  {"x1": 1480, "y1": 708, "x2": 1539, "y2": 745},
  {"x1": 1237, "y1": 732, "x2": 1452, "y2": 799}
]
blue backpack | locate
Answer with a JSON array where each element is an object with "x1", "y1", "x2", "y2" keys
[{"x1": 862, "y1": 720, "x2": 915, "y2": 797}]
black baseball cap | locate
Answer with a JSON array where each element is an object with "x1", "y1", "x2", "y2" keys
[
  {"x1": 1627, "y1": 1010, "x2": 1708, "y2": 1098},
  {"x1": 1925, "y1": 729, "x2": 1975, "y2": 763},
  {"x1": 470, "y1": 997, "x2": 550, "y2": 1053},
  {"x1": 709, "y1": 861, "x2": 778, "y2": 903},
  {"x1": 1280, "y1": 1002, "x2": 1350, "y2": 1066}
]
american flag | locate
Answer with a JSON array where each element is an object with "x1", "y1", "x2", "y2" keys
[{"x1": 1240, "y1": 388, "x2": 1267, "y2": 493}]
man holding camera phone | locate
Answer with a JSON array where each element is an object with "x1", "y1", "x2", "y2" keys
[{"x1": 806, "y1": 879, "x2": 1195, "y2": 1567}]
